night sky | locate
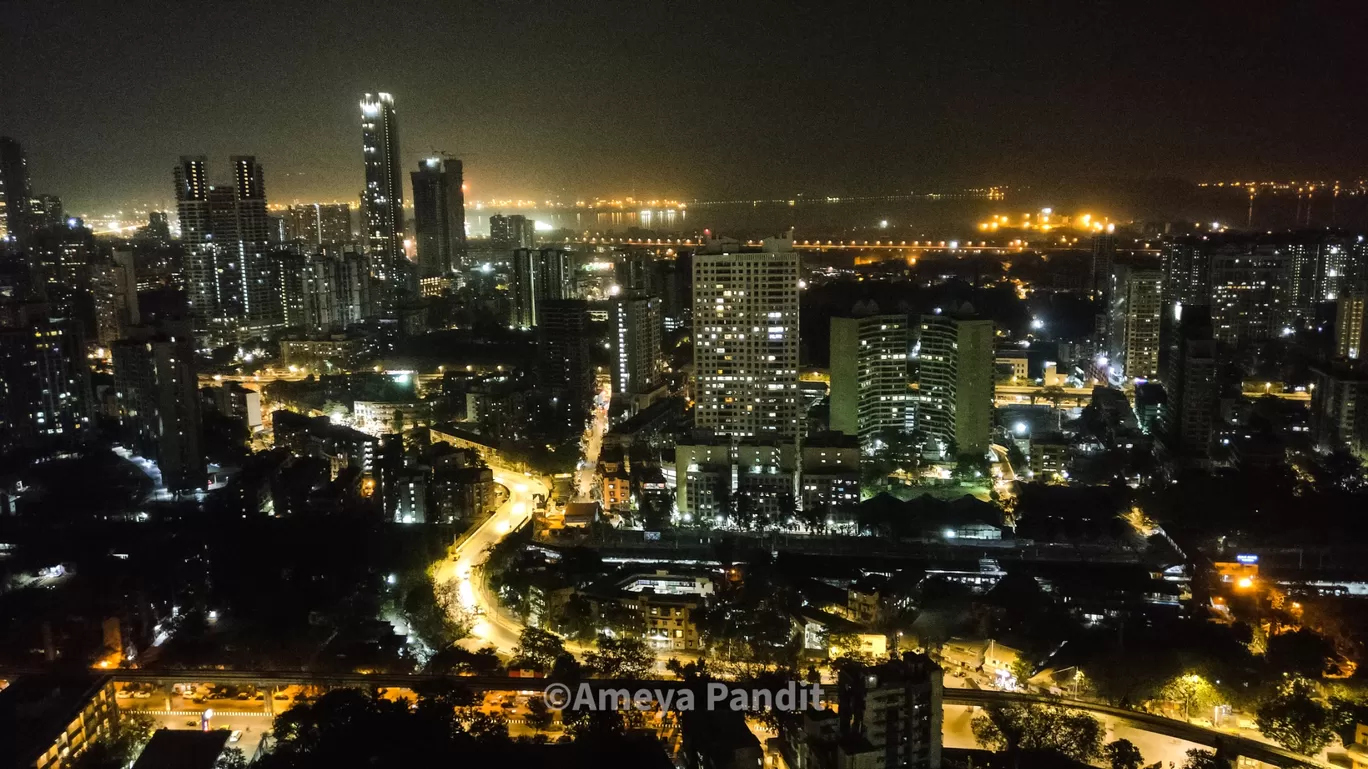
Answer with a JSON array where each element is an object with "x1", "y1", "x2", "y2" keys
[{"x1": 3, "y1": 1, "x2": 1367, "y2": 213}]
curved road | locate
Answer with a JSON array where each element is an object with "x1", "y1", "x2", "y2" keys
[{"x1": 432, "y1": 467, "x2": 544, "y2": 655}]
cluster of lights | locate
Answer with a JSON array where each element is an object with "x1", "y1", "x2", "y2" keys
[{"x1": 978, "y1": 209, "x2": 1115, "y2": 233}]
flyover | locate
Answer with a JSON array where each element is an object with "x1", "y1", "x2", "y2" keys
[{"x1": 0, "y1": 669, "x2": 1320, "y2": 768}]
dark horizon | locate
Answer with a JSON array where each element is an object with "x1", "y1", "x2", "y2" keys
[{"x1": 4, "y1": 1, "x2": 1368, "y2": 213}]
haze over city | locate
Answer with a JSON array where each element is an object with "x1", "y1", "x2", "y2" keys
[{"x1": 5, "y1": 1, "x2": 1368, "y2": 211}]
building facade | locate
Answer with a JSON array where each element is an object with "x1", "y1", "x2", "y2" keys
[
  {"x1": 692, "y1": 236, "x2": 800, "y2": 441},
  {"x1": 360, "y1": 93, "x2": 405, "y2": 309},
  {"x1": 916, "y1": 313, "x2": 993, "y2": 456},
  {"x1": 829, "y1": 310, "x2": 912, "y2": 445},
  {"x1": 410, "y1": 157, "x2": 466, "y2": 280}
]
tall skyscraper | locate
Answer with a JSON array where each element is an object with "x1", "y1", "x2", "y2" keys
[
  {"x1": 89, "y1": 249, "x2": 140, "y2": 348},
  {"x1": 360, "y1": 93, "x2": 405, "y2": 308},
  {"x1": 175, "y1": 155, "x2": 276, "y2": 340},
  {"x1": 610, "y1": 293, "x2": 663, "y2": 411},
  {"x1": 0, "y1": 306, "x2": 93, "y2": 456},
  {"x1": 538, "y1": 299, "x2": 594, "y2": 434},
  {"x1": 915, "y1": 312, "x2": 993, "y2": 456},
  {"x1": 1159, "y1": 304, "x2": 1217, "y2": 462},
  {"x1": 1090, "y1": 229, "x2": 1117, "y2": 298},
  {"x1": 1107, "y1": 266, "x2": 1163, "y2": 381},
  {"x1": 0, "y1": 137, "x2": 33, "y2": 245},
  {"x1": 1335, "y1": 283, "x2": 1368, "y2": 360},
  {"x1": 510, "y1": 247, "x2": 572, "y2": 328},
  {"x1": 489, "y1": 214, "x2": 534, "y2": 250},
  {"x1": 1210, "y1": 250, "x2": 1291, "y2": 347},
  {"x1": 829, "y1": 307, "x2": 912, "y2": 445},
  {"x1": 692, "y1": 236, "x2": 801, "y2": 441},
  {"x1": 410, "y1": 157, "x2": 466, "y2": 279},
  {"x1": 112, "y1": 318, "x2": 204, "y2": 492}
]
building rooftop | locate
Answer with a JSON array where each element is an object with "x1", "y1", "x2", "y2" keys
[
  {"x1": 0, "y1": 674, "x2": 112, "y2": 769},
  {"x1": 131, "y1": 730, "x2": 232, "y2": 769}
]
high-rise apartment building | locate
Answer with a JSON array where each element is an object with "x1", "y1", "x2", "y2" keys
[
  {"x1": 610, "y1": 293, "x2": 663, "y2": 412},
  {"x1": 1107, "y1": 266, "x2": 1163, "y2": 381},
  {"x1": 1309, "y1": 361, "x2": 1368, "y2": 461},
  {"x1": 1159, "y1": 304, "x2": 1217, "y2": 462},
  {"x1": 28, "y1": 195, "x2": 64, "y2": 232},
  {"x1": 915, "y1": 312, "x2": 993, "y2": 456},
  {"x1": 410, "y1": 157, "x2": 466, "y2": 279},
  {"x1": 1090, "y1": 229, "x2": 1117, "y2": 298},
  {"x1": 175, "y1": 155, "x2": 276, "y2": 340},
  {"x1": 0, "y1": 136, "x2": 32, "y2": 245},
  {"x1": 284, "y1": 203, "x2": 352, "y2": 247},
  {"x1": 692, "y1": 236, "x2": 801, "y2": 441},
  {"x1": 1210, "y1": 250, "x2": 1291, "y2": 347},
  {"x1": 510, "y1": 247, "x2": 572, "y2": 328},
  {"x1": 0, "y1": 306, "x2": 93, "y2": 456},
  {"x1": 832, "y1": 654, "x2": 944, "y2": 769},
  {"x1": 1335, "y1": 284, "x2": 1368, "y2": 360},
  {"x1": 829, "y1": 308, "x2": 912, "y2": 446},
  {"x1": 538, "y1": 299, "x2": 594, "y2": 434},
  {"x1": 112, "y1": 318, "x2": 204, "y2": 492},
  {"x1": 360, "y1": 93, "x2": 405, "y2": 309},
  {"x1": 489, "y1": 214, "x2": 534, "y2": 250}
]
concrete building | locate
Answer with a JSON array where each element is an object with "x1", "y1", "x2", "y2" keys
[
  {"x1": 0, "y1": 136, "x2": 33, "y2": 245},
  {"x1": 112, "y1": 318, "x2": 204, "y2": 492},
  {"x1": 489, "y1": 213, "x2": 534, "y2": 250},
  {"x1": 1107, "y1": 265, "x2": 1163, "y2": 381},
  {"x1": 284, "y1": 203, "x2": 352, "y2": 247},
  {"x1": 1309, "y1": 362, "x2": 1368, "y2": 461},
  {"x1": 410, "y1": 157, "x2": 466, "y2": 279},
  {"x1": 829, "y1": 308, "x2": 912, "y2": 446},
  {"x1": 175, "y1": 155, "x2": 276, "y2": 341},
  {"x1": 916, "y1": 312, "x2": 993, "y2": 456},
  {"x1": 511, "y1": 247, "x2": 572, "y2": 328},
  {"x1": 360, "y1": 93, "x2": 406, "y2": 309},
  {"x1": 675, "y1": 440, "x2": 797, "y2": 523},
  {"x1": 0, "y1": 675, "x2": 118, "y2": 769},
  {"x1": 692, "y1": 236, "x2": 800, "y2": 441},
  {"x1": 1336, "y1": 284, "x2": 1368, "y2": 360},
  {"x1": 538, "y1": 298, "x2": 594, "y2": 425},
  {"x1": 1159, "y1": 305, "x2": 1217, "y2": 463},
  {"x1": 0, "y1": 308, "x2": 93, "y2": 457},
  {"x1": 610, "y1": 293, "x2": 664, "y2": 415},
  {"x1": 800, "y1": 432, "x2": 861, "y2": 522},
  {"x1": 1210, "y1": 250, "x2": 1292, "y2": 347}
]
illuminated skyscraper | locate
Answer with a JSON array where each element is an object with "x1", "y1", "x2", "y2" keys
[
  {"x1": 610, "y1": 293, "x2": 663, "y2": 412},
  {"x1": 360, "y1": 93, "x2": 405, "y2": 308},
  {"x1": 692, "y1": 236, "x2": 801, "y2": 441},
  {"x1": 1335, "y1": 284, "x2": 1368, "y2": 360},
  {"x1": 0, "y1": 136, "x2": 31, "y2": 245},
  {"x1": 510, "y1": 247, "x2": 571, "y2": 328},
  {"x1": 829, "y1": 307, "x2": 912, "y2": 446},
  {"x1": 1107, "y1": 266, "x2": 1163, "y2": 380},
  {"x1": 410, "y1": 157, "x2": 466, "y2": 278},
  {"x1": 175, "y1": 155, "x2": 275, "y2": 340},
  {"x1": 916, "y1": 312, "x2": 993, "y2": 456}
]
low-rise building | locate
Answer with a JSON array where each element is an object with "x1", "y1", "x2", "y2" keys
[{"x1": 0, "y1": 674, "x2": 118, "y2": 769}]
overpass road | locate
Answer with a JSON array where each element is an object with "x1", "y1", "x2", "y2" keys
[{"x1": 0, "y1": 669, "x2": 1322, "y2": 768}]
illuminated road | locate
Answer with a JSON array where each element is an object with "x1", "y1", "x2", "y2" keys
[
  {"x1": 431, "y1": 465, "x2": 545, "y2": 656},
  {"x1": 575, "y1": 382, "x2": 611, "y2": 501}
]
